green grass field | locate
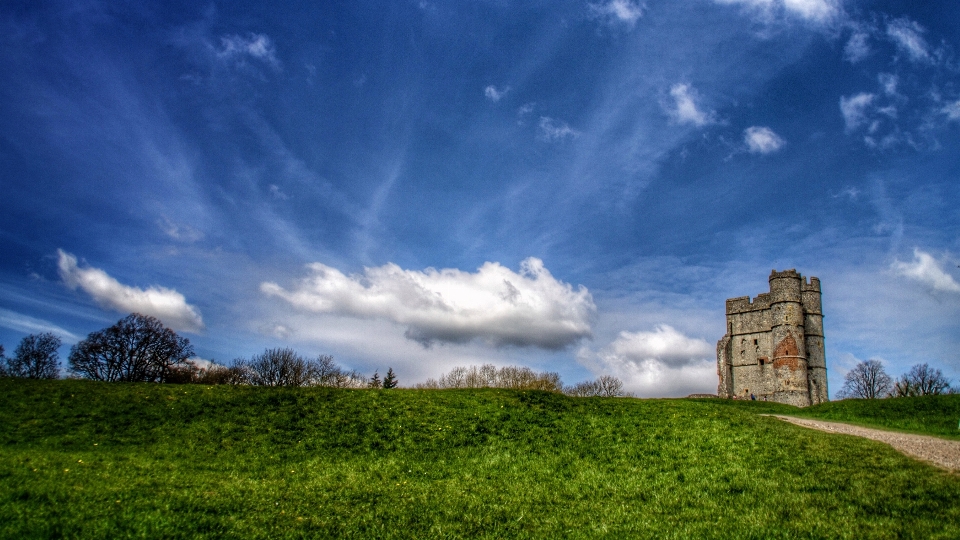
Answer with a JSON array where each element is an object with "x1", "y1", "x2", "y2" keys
[{"x1": 2, "y1": 379, "x2": 959, "y2": 539}]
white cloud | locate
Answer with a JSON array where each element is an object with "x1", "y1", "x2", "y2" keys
[
  {"x1": 713, "y1": 0, "x2": 839, "y2": 24},
  {"x1": 886, "y1": 18, "x2": 930, "y2": 63},
  {"x1": 941, "y1": 101, "x2": 960, "y2": 121},
  {"x1": 0, "y1": 308, "x2": 81, "y2": 343},
  {"x1": 839, "y1": 92, "x2": 875, "y2": 131},
  {"x1": 516, "y1": 103, "x2": 535, "y2": 125},
  {"x1": 578, "y1": 325, "x2": 716, "y2": 397},
  {"x1": 878, "y1": 73, "x2": 898, "y2": 96},
  {"x1": 743, "y1": 126, "x2": 785, "y2": 154},
  {"x1": 891, "y1": 249, "x2": 960, "y2": 294},
  {"x1": 269, "y1": 184, "x2": 289, "y2": 200},
  {"x1": 538, "y1": 117, "x2": 581, "y2": 141},
  {"x1": 666, "y1": 84, "x2": 715, "y2": 127},
  {"x1": 590, "y1": 0, "x2": 645, "y2": 26},
  {"x1": 56, "y1": 249, "x2": 205, "y2": 333},
  {"x1": 261, "y1": 257, "x2": 596, "y2": 349},
  {"x1": 157, "y1": 217, "x2": 203, "y2": 243},
  {"x1": 781, "y1": 0, "x2": 838, "y2": 22},
  {"x1": 484, "y1": 85, "x2": 509, "y2": 102},
  {"x1": 844, "y1": 31, "x2": 871, "y2": 63},
  {"x1": 218, "y1": 33, "x2": 280, "y2": 67}
]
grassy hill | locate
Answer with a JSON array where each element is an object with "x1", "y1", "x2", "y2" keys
[{"x1": 1, "y1": 379, "x2": 959, "y2": 539}]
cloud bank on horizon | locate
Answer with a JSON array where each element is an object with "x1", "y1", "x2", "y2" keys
[{"x1": 0, "y1": 0, "x2": 958, "y2": 395}]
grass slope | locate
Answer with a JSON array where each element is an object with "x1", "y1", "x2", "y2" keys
[{"x1": 1, "y1": 379, "x2": 959, "y2": 539}]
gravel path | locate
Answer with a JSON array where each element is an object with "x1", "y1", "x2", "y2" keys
[{"x1": 771, "y1": 415, "x2": 960, "y2": 472}]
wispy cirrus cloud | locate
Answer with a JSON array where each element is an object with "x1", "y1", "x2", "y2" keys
[
  {"x1": 713, "y1": 0, "x2": 841, "y2": 24},
  {"x1": 217, "y1": 33, "x2": 280, "y2": 68},
  {"x1": 484, "y1": 85, "x2": 509, "y2": 102},
  {"x1": 886, "y1": 17, "x2": 931, "y2": 63},
  {"x1": 891, "y1": 249, "x2": 960, "y2": 294},
  {"x1": 743, "y1": 126, "x2": 785, "y2": 154},
  {"x1": 578, "y1": 325, "x2": 716, "y2": 397},
  {"x1": 538, "y1": 117, "x2": 580, "y2": 141},
  {"x1": 261, "y1": 257, "x2": 595, "y2": 349},
  {"x1": 844, "y1": 30, "x2": 871, "y2": 63},
  {"x1": 839, "y1": 92, "x2": 875, "y2": 132},
  {"x1": 0, "y1": 308, "x2": 81, "y2": 343},
  {"x1": 590, "y1": 0, "x2": 645, "y2": 27},
  {"x1": 56, "y1": 250, "x2": 205, "y2": 333},
  {"x1": 665, "y1": 84, "x2": 715, "y2": 127}
]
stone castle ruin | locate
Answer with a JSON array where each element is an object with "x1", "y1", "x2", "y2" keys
[{"x1": 717, "y1": 269, "x2": 828, "y2": 407}]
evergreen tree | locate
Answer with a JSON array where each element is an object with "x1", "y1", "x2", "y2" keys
[
  {"x1": 383, "y1": 367, "x2": 398, "y2": 389},
  {"x1": 368, "y1": 371, "x2": 382, "y2": 389}
]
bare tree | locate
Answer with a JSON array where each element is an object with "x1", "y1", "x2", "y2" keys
[
  {"x1": 68, "y1": 314, "x2": 193, "y2": 382},
  {"x1": 565, "y1": 380, "x2": 600, "y2": 397},
  {"x1": 440, "y1": 366, "x2": 467, "y2": 389},
  {"x1": 236, "y1": 348, "x2": 319, "y2": 387},
  {"x1": 415, "y1": 364, "x2": 563, "y2": 392},
  {"x1": 7, "y1": 333, "x2": 62, "y2": 379},
  {"x1": 0, "y1": 344, "x2": 7, "y2": 377},
  {"x1": 892, "y1": 363, "x2": 952, "y2": 397},
  {"x1": 837, "y1": 359, "x2": 892, "y2": 399},
  {"x1": 564, "y1": 375, "x2": 625, "y2": 397},
  {"x1": 595, "y1": 375, "x2": 624, "y2": 397}
]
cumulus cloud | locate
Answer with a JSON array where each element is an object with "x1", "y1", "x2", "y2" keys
[
  {"x1": 538, "y1": 117, "x2": 580, "y2": 141},
  {"x1": 839, "y1": 92, "x2": 875, "y2": 131},
  {"x1": 713, "y1": 0, "x2": 839, "y2": 24},
  {"x1": 578, "y1": 325, "x2": 716, "y2": 397},
  {"x1": 261, "y1": 257, "x2": 596, "y2": 349},
  {"x1": 218, "y1": 33, "x2": 280, "y2": 68},
  {"x1": 844, "y1": 31, "x2": 871, "y2": 63},
  {"x1": 743, "y1": 126, "x2": 785, "y2": 154},
  {"x1": 891, "y1": 249, "x2": 960, "y2": 294},
  {"x1": 886, "y1": 18, "x2": 930, "y2": 63},
  {"x1": 56, "y1": 249, "x2": 205, "y2": 333},
  {"x1": 484, "y1": 85, "x2": 509, "y2": 102},
  {"x1": 666, "y1": 84, "x2": 715, "y2": 127},
  {"x1": 590, "y1": 0, "x2": 645, "y2": 26}
]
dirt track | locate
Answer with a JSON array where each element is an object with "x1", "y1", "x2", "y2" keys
[{"x1": 771, "y1": 415, "x2": 960, "y2": 472}]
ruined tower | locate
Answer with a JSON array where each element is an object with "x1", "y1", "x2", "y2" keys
[{"x1": 716, "y1": 269, "x2": 828, "y2": 407}]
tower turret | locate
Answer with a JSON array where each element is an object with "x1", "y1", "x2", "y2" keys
[
  {"x1": 802, "y1": 276, "x2": 828, "y2": 405},
  {"x1": 768, "y1": 269, "x2": 811, "y2": 406}
]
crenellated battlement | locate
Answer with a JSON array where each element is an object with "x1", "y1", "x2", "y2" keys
[
  {"x1": 769, "y1": 268, "x2": 801, "y2": 281},
  {"x1": 725, "y1": 293, "x2": 771, "y2": 314},
  {"x1": 802, "y1": 276, "x2": 821, "y2": 292},
  {"x1": 717, "y1": 269, "x2": 828, "y2": 407}
]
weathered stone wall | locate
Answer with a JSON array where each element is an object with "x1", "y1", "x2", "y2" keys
[{"x1": 716, "y1": 269, "x2": 828, "y2": 407}]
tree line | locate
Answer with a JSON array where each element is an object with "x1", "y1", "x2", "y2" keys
[
  {"x1": 0, "y1": 312, "x2": 622, "y2": 395},
  {"x1": 0, "y1": 313, "x2": 395, "y2": 389},
  {"x1": 415, "y1": 363, "x2": 628, "y2": 398},
  {"x1": 837, "y1": 359, "x2": 955, "y2": 399}
]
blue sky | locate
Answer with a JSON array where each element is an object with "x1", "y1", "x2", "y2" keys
[{"x1": 1, "y1": 0, "x2": 959, "y2": 396}]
